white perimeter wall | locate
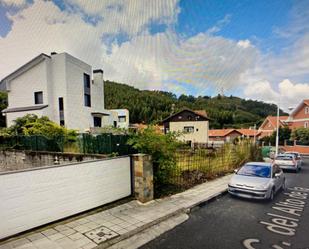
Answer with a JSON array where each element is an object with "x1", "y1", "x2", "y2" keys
[{"x1": 0, "y1": 157, "x2": 131, "y2": 239}]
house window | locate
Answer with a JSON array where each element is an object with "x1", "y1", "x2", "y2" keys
[
  {"x1": 58, "y1": 97, "x2": 65, "y2": 126},
  {"x1": 34, "y1": 91, "x2": 43, "y2": 104},
  {"x1": 93, "y1": 117, "x2": 102, "y2": 127},
  {"x1": 305, "y1": 107, "x2": 309, "y2": 114},
  {"x1": 305, "y1": 122, "x2": 308, "y2": 128},
  {"x1": 84, "y1": 94, "x2": 91, "y2": 107},
  {"x1": 184, "y1": 126, "x2": 194, "y2": 133},
  {"x1": 84, "y1": 73, "x2": 91, "y2": 107},
  {"x1": 118, "y1": 116, "x2": 126, "y2": 122}
]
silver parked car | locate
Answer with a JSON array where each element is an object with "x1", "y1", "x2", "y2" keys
[
  {"x1": 274, "y1": 153, "x2": 301, "y2": 172},
  {"x1": 228, "y1": 162, "x2": 285, "y2": 200},
  {"x1": 284, "y1": 151, "x2": 302, "y2": 168}
]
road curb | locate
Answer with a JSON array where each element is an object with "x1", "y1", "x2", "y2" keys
[{"x1": 96, "y1": 187, "x2": 228, "y2": 249}]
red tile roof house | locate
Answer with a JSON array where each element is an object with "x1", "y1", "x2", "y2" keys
[
  {"x1": 237, "y1": 129, "x2": 261, "y2": 140},
  {"x1": 209, "y1": 129, "x2": 242, "y2": 142},
  {"x1": 258, "y1": 99, "x2": 309, "y2": 155},
  {"x1": 258, "y1": 99, "x2": 309, "y2": 138},
  {"x1": 209, "y1": 129, "x2": 261, "y2": 143},
  {"x1": 258, "y1": 116, "x2": 289, "y2": 138},
  {"x1": 285, "y1": 99, "x2": 309, "y2": 129}
]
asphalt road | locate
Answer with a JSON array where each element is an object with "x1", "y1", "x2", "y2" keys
[{"x1": 141, "y1": 157, "x2": 309, "y2": 249}]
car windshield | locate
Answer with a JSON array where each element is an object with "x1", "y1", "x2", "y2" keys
[
  {"x1": 276, "y1": 156, "x2": 293, "y2": 160},
  {"x1": 286, "y1": 153, "x2": 299, "y2": 157},
  {"x1": 237, "y1": 165, "x2": 271, "y2": 178}
]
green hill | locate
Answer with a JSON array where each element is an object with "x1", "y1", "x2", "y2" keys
[{"x1": 104, "y1": 81, "x2": 287, "y2": 129}]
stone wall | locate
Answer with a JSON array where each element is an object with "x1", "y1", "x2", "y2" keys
[{"x1": 0, "y1": 149, "x2": 107, "y2": 172}]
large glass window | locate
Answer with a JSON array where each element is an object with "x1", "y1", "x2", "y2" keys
[
  {"x1": 84, "y1": 94, "x2": 91, "y2": 107},
  {"x1": 59, "y1": 97, "x2": 64, "y2": 126},
  {"x1": 84, "y1": 73, "x2": 91, "y2": 107},
  {"x1": 34, "y1": 91, "x2": 43, "y2": 104}
]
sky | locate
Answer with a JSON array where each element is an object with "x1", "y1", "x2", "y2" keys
[{"x1": 0, "y1": 0, "x2": 309, "y2": 111}]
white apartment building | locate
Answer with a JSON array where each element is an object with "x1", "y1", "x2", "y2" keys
[{"x1": 1, "y1": 52, "x2": 129, "y2": 131}]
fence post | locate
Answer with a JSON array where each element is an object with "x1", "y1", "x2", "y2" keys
[{"x1": 131, "y1": 154, "x2": 153, "y2": 203}]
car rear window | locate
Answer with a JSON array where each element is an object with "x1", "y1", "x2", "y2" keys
[{"x1": 237, "y1": 165, "x2": 271, "y2": 178}]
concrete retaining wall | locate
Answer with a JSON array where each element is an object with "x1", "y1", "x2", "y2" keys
[{"x1": 0, "y1": 149, "x2": 107, "y2": 172}]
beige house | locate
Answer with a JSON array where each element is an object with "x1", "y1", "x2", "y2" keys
[{"x1": 162, "y1": 109, "x2": 209, "y2": 144}]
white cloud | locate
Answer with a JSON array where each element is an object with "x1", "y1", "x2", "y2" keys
[
  {"x1": 0, "y1": 0, "x2": 308, "y2": 112},
  {"x1": 243, "y1": 79, "x2": 309, "y2": 111},
  {"x1": 0, "y1": 0, "x2": 27, "y2": 7},
  {"x1": 237, "y1": 39, "x2": 252, "y2": 49},
  {"x1": 0, "y1": 0, "x2": 106, "y2": 78},
  {"x1": 63, "y1": 0, "x2": 180, "y2": 37},
  {"x1": 244, "y1": 80, "x2": 278, "y2": 101},
  {"x1": 0, "y1": 0, "x2": 258, "y2": 94},
  {"x1": 238, "y1": 0, "x2": 309, "y2": 111}
]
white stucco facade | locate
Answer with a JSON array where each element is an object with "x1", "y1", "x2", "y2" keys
[
  {"x1": 170, "y1": 121, "x2": 209, "y2": 144},
  {"x1": 110, "y1": 109, "x2": 129, "y2": 129},
  {"x1": 1, "y1": 52, "x2": 128, "y2": 131}
]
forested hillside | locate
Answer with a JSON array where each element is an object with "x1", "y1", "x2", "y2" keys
[{"x1": 104, "y1": 81, "x2": 287, "y2": 129}]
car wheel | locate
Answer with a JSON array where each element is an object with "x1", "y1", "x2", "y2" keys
[
  {"x1": 281, "y1": 180, "x2": 286, "y2": 191},
  {"x1": 269, "y1": 189, "x2": 274, "y2": 201}
]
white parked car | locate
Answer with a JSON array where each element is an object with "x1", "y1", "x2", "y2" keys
[
  {"x1": 228, "y1": 162, "x2": 285, "y2": 200},
  {"x1": 284, "y1": 151, "x2": 302, "y2": 167},
  {"x1": 274, "y1": 154, "x2": 301, "y2": 172}
]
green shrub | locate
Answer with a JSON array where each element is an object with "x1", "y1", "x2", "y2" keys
[
  {"x1": 128, "y1": 126, "x2": 182, "y2": 187},
  {"x1": 6, "y1": 114, "x2": 77, "y2": 142}
]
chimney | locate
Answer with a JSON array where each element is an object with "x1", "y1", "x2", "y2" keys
[
  {"x1": 93, "y1": 69, "x2": 104, "y2": 84},
  {"x1": 93, "y1": 69, "x2": 103, "y2": 75}
]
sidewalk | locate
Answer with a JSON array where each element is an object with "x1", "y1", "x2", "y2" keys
[{"x1": 0, "y1": 175, "x2": 231, "y2": 249}]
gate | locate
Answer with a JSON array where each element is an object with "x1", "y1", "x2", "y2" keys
[{"x1": 0, "y1": 156, "x2": 132, "y2": 239}]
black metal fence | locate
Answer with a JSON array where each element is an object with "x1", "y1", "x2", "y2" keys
[
  {"x1": 155, "y1": 143, "x2": 261, "y2": 197},
  {"x1": 0, "y1": 133, "x2": 135, "y2": 156},
  {"x1": 0, "y1": 135, "x2": 65, "y2": 152},
  {"x1": 79, "y1": 133, "x2": 135, "y2": 155}
]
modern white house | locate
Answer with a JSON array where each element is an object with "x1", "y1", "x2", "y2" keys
[{"x1": 1, "y1": 52, "x2": 129, "y2": 131}]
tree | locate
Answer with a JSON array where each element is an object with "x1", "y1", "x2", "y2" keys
[
  {"x1": 104, "y1": 80, "x2": 287, "y2": 127},
  {"x1": 268, "y1": 126, "x2": 291, "y2": 145},
  {"x1": 291, "y1": 128, "x2": 309, "y2": 144}
]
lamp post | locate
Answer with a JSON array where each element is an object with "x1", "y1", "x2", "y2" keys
[
  {"x1": 275, "y1": 101, "x2": 280, "y2": 157},
  {"x1": 253, "y1": 124, "x2": 256, "y2": 144}
]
